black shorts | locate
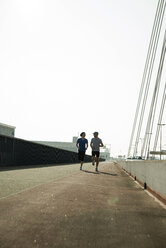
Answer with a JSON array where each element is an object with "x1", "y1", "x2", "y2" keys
[
  {"x1": 92, "y1": 151, "x2": 100, "y2": 158},
  {"x1": 78, "y1": 151, "x2": 85, "y2": 161}
]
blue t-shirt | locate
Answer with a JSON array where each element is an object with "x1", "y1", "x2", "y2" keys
[{"x1": 77, "y1": 138, "x2": 88, "y2": 151}]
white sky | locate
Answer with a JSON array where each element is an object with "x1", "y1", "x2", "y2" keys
[{"x1": 1, "y1": 0, "x2": 165, "y2": 156}]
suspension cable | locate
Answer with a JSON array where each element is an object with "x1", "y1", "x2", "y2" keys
[
  {"x1": 153, "y1": 80, "x2": 166, "y2": 150},
  {"x1": 127, "y1": 0, "x2": 163, "y2": 157},
  {"x1": 143, "y1": 30, "x2": 166, "y2": 158},
  {"x1": 133, "y1": 0, "x2": 165, "y2": 157}
]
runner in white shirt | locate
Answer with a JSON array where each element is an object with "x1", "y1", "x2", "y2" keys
[{"x1": 90, "y1": 132, "x2": 103, "y2": 172}]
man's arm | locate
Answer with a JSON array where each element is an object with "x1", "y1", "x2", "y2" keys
[
  {"x1": 100, "y1": 140, "x2": 104, "y2": 147},
  {"x1": 90, "y1": 140, "x2": 93, "y2": 149},
  {"x1": 76, "y1": 140, "x2": 79, "y2": 149},
  {"x1": 86, "y1": 140, "x2": 88, "y2": 150}
]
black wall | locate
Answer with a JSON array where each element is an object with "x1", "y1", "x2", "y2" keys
[{"x1": 0, "y1": 135, "x2": 104, "y2": 166}]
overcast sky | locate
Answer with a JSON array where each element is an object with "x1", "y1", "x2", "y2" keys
[{"x1": 1, "y1": 0, "x2": 165, "y2": 156}]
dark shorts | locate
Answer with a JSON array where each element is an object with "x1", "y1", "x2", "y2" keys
[
  {"x1": 92, "y1": 151, "x2": 100, "y2": 158},
  {"x1": 78, "y1": 151, "x2": 85, "y2": 161}
]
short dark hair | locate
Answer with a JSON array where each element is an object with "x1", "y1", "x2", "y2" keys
[{"x1": 80, "y1": 132, "x2": 85, "y2": 137}]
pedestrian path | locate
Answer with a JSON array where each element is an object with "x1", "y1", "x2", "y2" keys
[{"x1": 0, "y1": 162, "x2": 166, "y2": 248}]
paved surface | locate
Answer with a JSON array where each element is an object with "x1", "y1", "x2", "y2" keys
[
  {"x1": 0, "y1": 162, "x2": 166, "y2": 248},
  {"x1": 0, "y1": 163, "x2": 83, "y2": 199}
]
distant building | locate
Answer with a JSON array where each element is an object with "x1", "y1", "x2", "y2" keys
[
  {"x1": 117, "y1": 155, "x2": 126, "y2": 160},
  {"x1": 100, "y1": 145, "x2": 111, "y2": 160},
  {"x1": 0, "y1": 123, "x2": 15, "y2": 137},
  {"x1": 34, "y1": 136, "x2": 78, "y2": 153}
]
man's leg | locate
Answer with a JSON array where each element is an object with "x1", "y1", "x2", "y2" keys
[
  {"x1": 78, "y1": 151, "x2": 83, "y2": 170},
  {"x1": 92, "y1": 156, "x2": 95, "y2": 165},
  {"x1": 80, "y1": 152, "x2": 85, "y2": 170},
  {"x1": 92, "y1": 151, "x2": 95, "y2": 165},
  {"x1": 80, "y1": 161, "x2": 83, "y2": 170},
  {"x1": 95, "y1": 152, "x2": 100, "y2": 172},
  {"x1": 96, "y1": 157, "x2": 99, "y2": 171}
]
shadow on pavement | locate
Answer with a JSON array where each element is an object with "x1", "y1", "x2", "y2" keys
[
  {"x1": 100, "y1": 171, "x2": 118, "y2": 176},
  {"x1": 82, "y1": 170, "x2": 98, "y2": 175},
  {"x1": 82, "y1": 170, "x2": 118, "y2": 176}
]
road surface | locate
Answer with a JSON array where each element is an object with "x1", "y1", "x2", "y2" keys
[{"x1": 0, "y1": 162, "x2": 166, "y2": 248}]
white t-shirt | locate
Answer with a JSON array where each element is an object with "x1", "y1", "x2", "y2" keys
[{"x1": 91, "y1": 138, "x2": 103, "y2": 151}]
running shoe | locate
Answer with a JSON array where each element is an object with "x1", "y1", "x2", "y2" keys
[
  {"x1": 80, "y1": 166, "x2": 82, "y2": 170},
  {"x1": 96, "y1": 167, "x2": 99, "y2": 172},
  {"x1": 92, "y1": 161, "x2": 95, "y2": 166}
]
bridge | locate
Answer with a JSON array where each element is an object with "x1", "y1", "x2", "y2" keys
[{"x1": 1, "y1": 0, "x2": 166, "y2": 247}]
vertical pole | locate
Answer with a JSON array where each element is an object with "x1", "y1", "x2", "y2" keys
[
  {"x1": 147, "y1": 133, "x2": 152, "y2": 159},
  {"x1": 140, "y1": 138, "x2": 144, "y2": 157},
  {"x1": 160, "y1": 125, "x2": 162, "y2": 160}
]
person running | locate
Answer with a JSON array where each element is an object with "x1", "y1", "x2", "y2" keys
[
  {"x1": 90, "y1": 132, "x2": 103, "y2": 172},
  {"x1": 76, "y1": 132, "x2": 88, "y2": 170}
]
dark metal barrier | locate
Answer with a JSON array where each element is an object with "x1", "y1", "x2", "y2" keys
[{"x1": 0, "y1": 135, "x2": 104, "y2": 166}]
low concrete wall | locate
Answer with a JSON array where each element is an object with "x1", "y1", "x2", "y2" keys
[{"x1": 118, "y1": 160, "x2": 166, "y2": 202}]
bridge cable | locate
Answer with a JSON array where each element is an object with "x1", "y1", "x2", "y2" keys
[
  {"x1": 153, "y1": 79, "x2": 166, "y2": 151},
  {"x1": 127, "y1": 0, "x2": 163, "y2": 157},
  {"x1": 134, "y1": 0, "x2": 165, "y2": 157},
  {"x1": 133, "y1": 0, "x2": 165, "y2": 157},
  {"x1": 143, "y1": 30, "x2": 166, "y2": 158}
]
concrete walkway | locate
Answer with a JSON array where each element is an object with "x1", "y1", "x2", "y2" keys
[{"x1": 0, "y1": 162, "x2": 166, "y2": 248}]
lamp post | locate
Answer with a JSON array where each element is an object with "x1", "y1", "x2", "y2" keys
[
  {"x1": 146, "y1": 133, "x2": 152, "y2": 160},
  {"x1": 158, "y1": 124, "x2": 166, "y2": 160},
  {"x1": 139, "y1": 138, "x2": 144, "y2": 157}
]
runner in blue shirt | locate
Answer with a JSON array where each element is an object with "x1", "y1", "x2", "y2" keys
[{"x1": 76, "y1": 132, "x2": 88, "y2": 170}]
